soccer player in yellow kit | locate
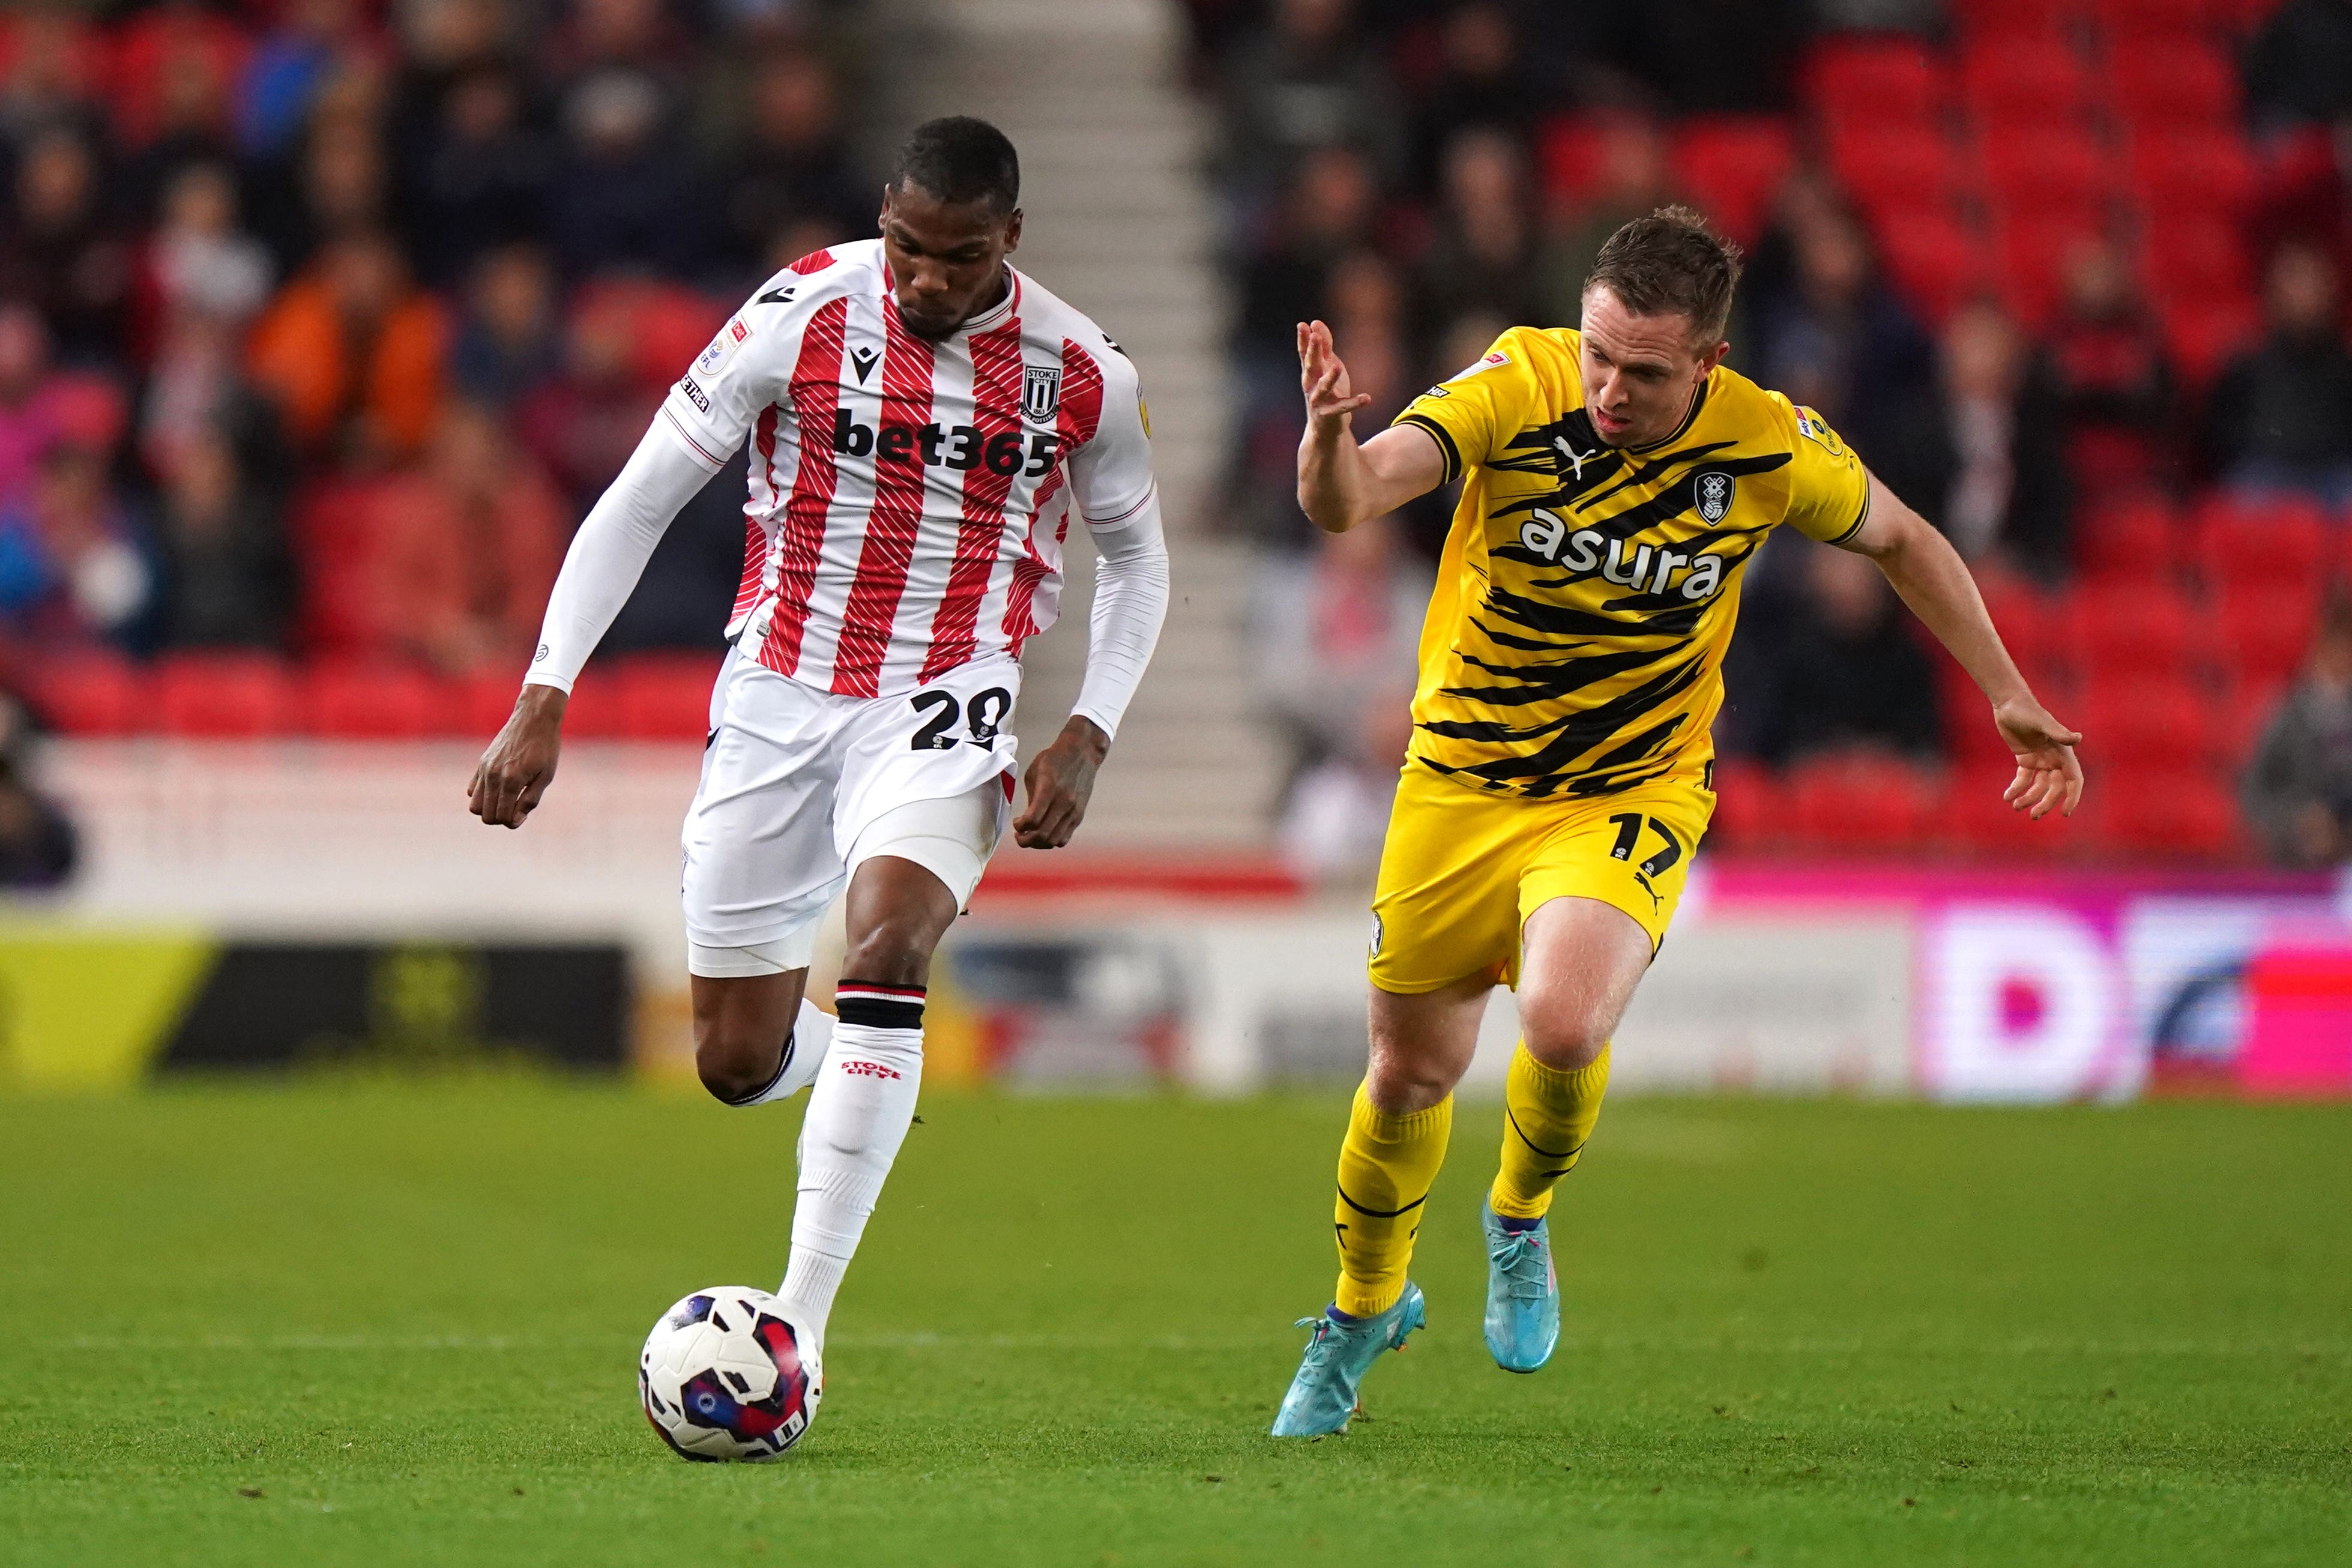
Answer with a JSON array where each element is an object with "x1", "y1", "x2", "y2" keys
[{"x1": 1270, "y1": 208, "x2": 2085, "y2": 1436}]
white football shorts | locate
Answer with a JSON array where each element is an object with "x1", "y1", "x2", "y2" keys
[{"x1": 682, "y1": 643, "x2": 1019, "y2": 978}]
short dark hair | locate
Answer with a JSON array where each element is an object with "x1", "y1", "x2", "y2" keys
[
  {"x1": 890, "y1": 116, "x2": 1021, "y2": 214},
  {"x1": 1584, "y1": 205, "x2": 1744, "y2": 344}
]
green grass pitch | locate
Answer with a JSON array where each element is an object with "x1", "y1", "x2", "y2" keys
[{"x1": 2, "y1": 1082, "x2": 2347, "y2": 1567}]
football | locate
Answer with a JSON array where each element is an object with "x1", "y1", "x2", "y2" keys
[{"x1": 638, "y1": 1286, "x2": 823, "y2": 1461}]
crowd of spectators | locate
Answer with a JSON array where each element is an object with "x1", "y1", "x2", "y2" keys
[
  {"x1": 0, "y1": 0, "x2": 867, "y2": 698},
  {"x1": 1189, "y1": 0, "x2": 2352, "y2": 869}
]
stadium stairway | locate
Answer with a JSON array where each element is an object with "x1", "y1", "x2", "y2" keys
[{"x1": 854, "y1": 0, "x2": 1281, "y2": 849}]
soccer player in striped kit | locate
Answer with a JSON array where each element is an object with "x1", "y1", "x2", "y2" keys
[{"x1": 468, "y1": 118, "x2": 1168, "y2": 1360}]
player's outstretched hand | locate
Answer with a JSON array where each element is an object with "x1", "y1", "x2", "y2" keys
[
  {"x1": 1994, "y1": 696, "x2": 2084, "y2": 820},
  {"x1": 468, "y1": 685, "x2": 566, "y2": 830},
  {"x1": 1013, "y1": 717, "x2": 1109, "y2": 849},
  {"x1": 1297, "y1": 320, "x2": 1372, "y2": 438}
]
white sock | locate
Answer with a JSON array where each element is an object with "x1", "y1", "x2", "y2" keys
[
  {"x1": 778, "y1": 982, "x2": 924, "y2": 1339},
  {"x1": 720, "y1": 998, "x2": 835, "y2": 1107}
]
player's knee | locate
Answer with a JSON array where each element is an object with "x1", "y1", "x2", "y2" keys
[
  {"x1": 840, "y1": 919, "x2": 936, "y2": 989},
  {"x1": 693, "y1": 1018, "x2": 781, "y2": 1104},
  {"x1": 1520, "y1": 1009, "x2": 1612, "y2": 1073},
  {"x1": 1363, "y1": 1049, "x2": 1457, "y2": 1115}
]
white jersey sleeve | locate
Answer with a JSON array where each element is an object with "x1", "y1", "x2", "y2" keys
[{"x1": 1068, "y1": 345, "x2": 1157, "y2": 529}]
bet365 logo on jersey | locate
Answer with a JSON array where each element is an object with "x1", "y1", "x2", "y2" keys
[
  {"x1": 1512, "y1": 508, "x2": 1729, "y2": 601},
  {"x1": 833, "y1": 411, "x2": 1062, "y2": 476}
]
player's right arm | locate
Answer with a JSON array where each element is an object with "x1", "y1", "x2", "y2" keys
[
  {"x1": 470, "y1": 279, "x2": 806, "y2": 828},
  {"x1": 1294, "y1": 319, "x2": 1446, "y2": 533}
]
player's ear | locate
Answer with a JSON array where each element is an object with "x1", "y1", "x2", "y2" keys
[
  {"x1": 1001, "y1": 208, "x2": 1022, "y2": 255},
  {"x1": 1700, "y1": 339, "x2": 1730, "y2": 375}
]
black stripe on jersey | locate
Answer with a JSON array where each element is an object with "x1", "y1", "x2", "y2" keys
[
  {"x1": 1419, "y1": 651, "x2": 1709, "y2": 785},
  {"x1": 1397, "y1": 413, "x2": 1462, "y2": 484},
  {"x1": 1825, "y1": 486, "x2": 1874, "y2": 544},
  {"x1": 1441, "y1": 645, "x2": 1663, "y2": 705}
]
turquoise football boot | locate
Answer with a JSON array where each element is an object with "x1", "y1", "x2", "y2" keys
[
  {"x1": 1481, "y1": 1203, "x2": 1560, "y2": 1373},
  {"x1": 1269, "y1": 1283, "x2": 1426, "y2": 1437}
]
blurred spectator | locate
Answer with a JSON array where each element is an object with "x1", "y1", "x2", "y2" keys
[
  {"x1": 550, "y1": 69, "x2": 709, "y2": 279},
  {"x1": 2210, "y1": 246, "x2": 2352, "y2": 508},
  {"x1": 1416, "y1": 128, "x2": 1540, "y2": 334},
  {"x1": 0, "y1": 444, "x2": 154, "y2": 654},
  {"x1": 1750, "y1": 543, "x2": 1940, "y2": 765},
  {"x1": 247, "y1": 232, "x2": 448, "y2": 466},
  {"x1": 450, "y1": 244, "x2": 562, "y2": 410},
  {"x1": 344, "y1": 403, "x2": 564, "y2": 673},
  {"x1": 1536, "y1": 115, "x2": 1675, "y2": 329},
  {"x1": 2243, "y1": 0, "x2": 2352, "y2": 131},
  {"x1": 1249, "y1": 513, "x2": 1429, "y2": 780},
  {"x1": 720, "y1": 49, "x2": 870, "y2": 279},
  {"x1": 140, "y1": 312, "x2": 289, "y2": 495},
  {"x1": 0, "y1": 126, "x2": 134, "y2": 365},
  {"x1": 403, "y1": 63, "x2": 553, "y2": 288},
  {"x1": 121, "y1": 30, "x2": 241, "y2": 224},
  {"x1": 1745, "y1": 208, "x2": 1934, "y2": 465},
  {"x1": 1613, "y1": 0, "x2": 1803, "y2": 116},
  {"x1": 1220, "y1": 0, "x2": 1401, "y2": 199},
  {"x1": 2244, "y1": 594, "x2": 2352, "y2": 867},
  {"x1": 1237, "y1": 145, "x2": 1381, "y2": 361},
  {"x1": 0, "y1": 306, "x2": 67, "y2": 502},
  {"x1": 145, "y1": 164, "x2": 274, "y2": 331},
  {"x1": 2039, "y1": 238, "x2": 2176, "y2": 496},
  {"x1": 152, "y1": 424, "x2": 290, "y2": 651},
  {"x1": 1250, "y1": 514, "x2": 1430, "y2": 878},
  {"x1": 0, "y1": 695, "x2": 76, "y2": 890},
  {"x1": 517, "y1": 289, "x2": 662, "y2": 513},
  {"x1": 1407, "y1": 3, "x2": 1534, "y2": 191},
  {"x1": 242, "y1": 0, "x2": 381, "y2": 160},
  {"x1": 0, "y1": 12, "x2": 107, "y2": 154},
  {"x1": 1888, "y1": 301, "x2": 2069, "y2": 577}
]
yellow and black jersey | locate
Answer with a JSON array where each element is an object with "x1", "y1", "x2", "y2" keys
[{"x1": 1392, "y1": 327, "x2": 1870, "y2": 801}]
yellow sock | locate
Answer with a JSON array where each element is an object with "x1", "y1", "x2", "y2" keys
[
  {"x1": 1332, "y1": 1085, "x2": 1453, "y2": 1318},
  {"x1": 1489, "y1": 1041, "x2": 1610, "y2": 1221}
]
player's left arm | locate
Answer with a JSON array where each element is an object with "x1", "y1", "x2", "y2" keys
[
  {"x1": 1013, "y1": 347, "x2": 1170, "y2": 850},
  {"x1": 1835, "y1": 471, "x2": 2084, "y2": 819}
]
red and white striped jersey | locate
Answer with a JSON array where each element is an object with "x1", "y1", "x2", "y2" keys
[{"x1": 659, "y1": 240, "x2": 1156, "y2": 699}]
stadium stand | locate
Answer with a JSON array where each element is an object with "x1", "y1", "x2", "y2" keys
[{"x1": 1181, "y1": 0, "x2": 2352, "y2": 865}]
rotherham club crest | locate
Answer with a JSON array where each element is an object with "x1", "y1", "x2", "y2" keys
[
  {"x1": 1696, "y1": 471, "x2": 1735, "y2": 523},
  {"x1": 1024, "y1": 366, "x2": 1061, "y2": 420}
]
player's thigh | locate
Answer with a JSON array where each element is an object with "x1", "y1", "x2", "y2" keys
[
  {"x1": 690, "y1": 968, "x2": 810, "y2": 1054},
  {"x1": 1367, "y1": 765, "x2": 1528, "y2": 997},
  {"x1": 1515, "y1": 898, "x2": 1653, "y2": 1069},
  {"x1": 681, "y1": 663, "x2": 849, "y2": 961}
]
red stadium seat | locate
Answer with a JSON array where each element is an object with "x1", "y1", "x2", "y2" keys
[
  {"x1": 2128, "y1": 128, "x2": 2257, "y2": 223},
  {"x1": 1976, "y1": 570, "x2": 2065, "y2": 684},
  {"x1": 1959, "y1": 37, "x2": 2093, "y2": 127},
  {"x1": 25, "y1": 651, "x2": 143, "y2": 736},
  {"x1": 2074, "y1": 496, "x2": 2183, "y2": 586},
  {"x1": 1803, "y1": 36, "x2": 1947, "y2": 130},
  {"x1": 155, "y1": 653, "x2": 298, "y2": 738},
  {"x1": 614, "y1": 653, "x2": 724, "y2": 741},
  {"x1": 2109, "y1": 39, "x2": 2239, "y2": 126},
  {"x1": 2189, "y1": 492, "x2": 2329, "y2": 590},
  {"x1": 1950, "y1": 0, "x2": 2076, "y2": 40},
  {"x1": 1533, "y1": 113, "x2": 1611, "y2": 206},
  {"x1": 2141, "y1": 215, "x2": 2252, "y2": 304},
  {"x1": 2065, "y1": 582, "x2": 2197, "y2": 681},
  {"x1": 454, "y1": 672, "x2": 523, "y2": 743},
  {"x1": 2212, "y1": 583, "x2": 2323, "y2": 688},
  {"x1": 1829, "y1": 124, "x2": 1965, "y2": 214},
  {"x1": 1994, "y1": 213, "x2": 2104, "y2": 328},
  {"x1": 2078, "y1": 674, "x2": 2218, "y2": 769},
  {"x1": 1872, "y1": 206, "x2": 1991, "y2": 323},
  {"x1": 2157, "y1": 296, "x2": 2260, "y2": 385},
  {"x1": 1946, "y1": 768, "x2": 2075, "y2": 859},
  {"x1": 2093, "y1": 0, "x2": 2219, "y2": 38},
  {"x1": 1787, "y1": 752, "x2": 1943, "y2": 853},
  {"x1": 1702, "y1": 755, "x2": 1789, "y2": 852},
  {"x1": 559, "y1": 669, "x2": 625, "y2": 740},
  {"x1": 1981, "y1": 127, "x2": 2114, "y2": 220},
  {"x1": 2093, "y1": 767, "x2": 2241, "y2": 859},
  {"x1": 1671, "y1": 116, "x2": 1797, "y2": 244},
  {"x1": 304, "y1": 663, "x2": 444, "y2": 740}
]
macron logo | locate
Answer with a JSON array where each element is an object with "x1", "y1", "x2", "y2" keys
[{"x1": 839, "y1": 1060, "x2": 903, "y2": 1080}]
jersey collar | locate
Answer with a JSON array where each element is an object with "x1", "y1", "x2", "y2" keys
[{"x1": 958, "y1": 267, "x2": 1022, "y2": 335}]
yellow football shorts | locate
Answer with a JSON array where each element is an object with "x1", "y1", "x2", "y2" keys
[{"x1": 1367, "y1": 761, "x2": 1714, "y2": 994}]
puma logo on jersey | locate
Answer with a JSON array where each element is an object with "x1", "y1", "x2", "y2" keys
[
  {"x1": 1553, "y1": 437, "x2": 1603, "y2": 478},
  {"x1": 1515, "y1": 508, "x2": 1727, "y2": 601}
]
